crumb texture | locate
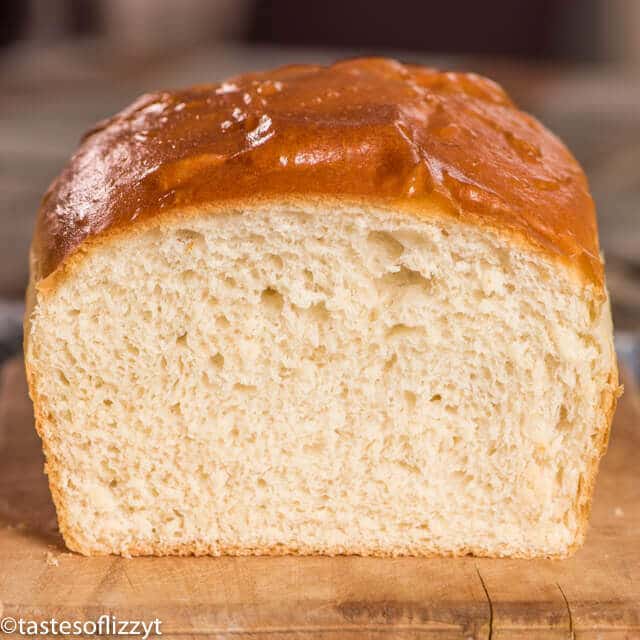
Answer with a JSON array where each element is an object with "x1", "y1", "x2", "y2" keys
[{"x1": 26, "y1": 205, "x2": 616, "y2": 557}]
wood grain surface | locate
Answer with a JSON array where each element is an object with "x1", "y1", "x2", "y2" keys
[{"x1": 0, "y1": 356, "x2": 638, "y2": 639}]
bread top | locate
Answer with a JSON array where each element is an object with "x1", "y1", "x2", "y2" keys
[{"x1": 34, "y1": 58, "x2": 603, "y2": 287}]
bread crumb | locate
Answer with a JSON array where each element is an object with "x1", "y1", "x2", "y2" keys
[
  {"x1": 46, "y1": 551, "x2": 59, "y2": 567},
  {"x1": 614, "y1": 507, "x2": 624, "y2": 518},
  {"x1": 25, "y1": 208, "x2": 617, "y2": 558}
]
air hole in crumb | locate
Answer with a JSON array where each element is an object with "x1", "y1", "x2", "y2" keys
[
  {"x1": 404, "y1": 390, "x2": 417, "y2": 409},
  {"x1": 386, "y1": 323, "x2": 424, "y2": 340},
  {"x1": 126, "y1": 342, "x2": 140, "y2": 356},
  {"x1": 382, "y1": 266, "x2": 431, "y2": 289},
  {"x1": 430, "y1": 394, "x2": 442, "y2": 402},
  {"x1": 257, "y1": 478, "x2": 267, "y2": 488},
  {"x1": 180, "y1": 269, "x2": 197, "y2": 284},
  {"x1": 58, "y1": 370, "x2": 70, "y2": 386},
  {"x1": 398, "y1": 460, "x2": 421, "y2": 475},
  {"x1": 261, "y1": 287, "x2": 284, "y2": 312},
  {"x1": 268, "y1": 254, "x2": 284, "y2": 270},
  {"x1": 366, "y1": 230, "x2": 404, "y2": 262},
  {"x1": 233, "y1": 383, "x2": 257, "y2": 393},
  {"x1": 384, "y1": 354, "x2": 397, "y2": 371},
  {"x1": 103, "y1": 398, "x2": 113, "y2": 406},
  {"x1": 216, "y1": 315, "x2": 230, "y2": 328},
  {"x1": 176, "y1": 228, "x2": 206, "y2": 249},
  {"x1": 557, "y1": 405, "x2": 571, "y2": 431},
  {"x1": 210, "y1": 353, "x2": 224, "y2": 369},
  {"x1": 176, "y1": 332, "x2": 188, "y2": 347},
  {"x1": 308, "y1": 301, "x2": 330, "y2": 323}
]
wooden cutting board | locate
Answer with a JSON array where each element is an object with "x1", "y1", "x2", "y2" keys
[{"x1": 0, "y1": 356, "x2": 638, "y2": 639}]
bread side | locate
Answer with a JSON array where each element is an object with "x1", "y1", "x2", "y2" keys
[{"x1": 25, "y1": 203, "x2": 619, "y2": 557}]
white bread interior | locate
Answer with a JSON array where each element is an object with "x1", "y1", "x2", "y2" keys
[{"x1": 25, "y1": 202, "x2": 617, "y2": 557}]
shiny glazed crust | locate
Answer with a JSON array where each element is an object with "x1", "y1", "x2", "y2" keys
[{"x1": 32, "y1": 57, "x2": 603, "y2": 290}]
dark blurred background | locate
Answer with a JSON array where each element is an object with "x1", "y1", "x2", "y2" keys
[{"x1": 1, "y1": 0, "x2": 639, "y2": 372}]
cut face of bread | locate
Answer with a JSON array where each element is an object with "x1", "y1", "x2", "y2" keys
[{"x1": 25, "y1": 203, "x2": 617, "y2": 557}]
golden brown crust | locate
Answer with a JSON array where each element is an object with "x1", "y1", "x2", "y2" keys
[
  {"x1": 33, "y1": 57, "x2": 603, "y2": 288},
  {"x1": 569, "y1": 354, "x2": 622, "y2": 555},
  {"x1": 66, "y1": 537, "x2": 573, "y2": 560}
]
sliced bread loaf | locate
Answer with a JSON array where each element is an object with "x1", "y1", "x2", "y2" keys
[{"x1": 24, "y1": 59, "x2": 620, "y2": 557}]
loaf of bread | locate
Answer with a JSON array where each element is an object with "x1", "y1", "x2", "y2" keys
[{"x1": 25, "y1": 58, "x2": 620, "y2": 558}]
